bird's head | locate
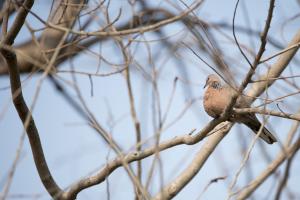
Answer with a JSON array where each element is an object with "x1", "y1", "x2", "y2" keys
[{"x1": 204, "y1": 74, "x2": 222, "y2": 89}]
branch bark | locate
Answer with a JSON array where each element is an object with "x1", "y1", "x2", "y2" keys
[
  {"x1": 0, "y1": 0, "x2": 85, "y2": 74},
  {"x1": 152, "y1": 123, "x2": 232, "y2": 200},
  {"x1": 0, "y1": 0, "x2": 64, "y2": 199},
  {"x1": 248, "y1": 29, "x2": 300, "y2": 98},
  {"x1": 234, "y1": 107, "x2": 300, "y2": 121},
  {"x1": 236, "y1": 137, "x2": 300, "y2": 200}
]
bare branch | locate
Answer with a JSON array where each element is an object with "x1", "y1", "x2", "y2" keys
[
  {"x1": 0, "y1": 0, "x2": 63, "y2": 198},
  {"x1": 233, "y1": 107, "x2": 300, "y2": 121},
  {"x1": 248, "y1": 29, "x2": 300, "y2": 98},
  {"x1": 152, "y1": 123, "x2": 232, "y2": 200},
  {"x1": 236, "y1": 136, "x2": 300, "y2": 200}
]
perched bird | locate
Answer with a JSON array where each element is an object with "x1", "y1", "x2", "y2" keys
[{"x1": 203, "y1": 74, "x2": 277, "y2": 144}]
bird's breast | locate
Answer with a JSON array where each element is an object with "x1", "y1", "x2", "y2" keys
[{"x1": 203, "y1": 88, "x2": 230, "y2": 118}]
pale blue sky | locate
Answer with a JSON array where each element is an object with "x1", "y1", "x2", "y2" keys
[{"x1": 1, "y1": 0, "x2": 300, "y2": 199}]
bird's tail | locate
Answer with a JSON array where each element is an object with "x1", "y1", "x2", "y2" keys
[{"x1": 243, "y1": 115, "x2": 277, "y2": 144}]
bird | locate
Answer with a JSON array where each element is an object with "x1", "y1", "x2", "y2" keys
[{"x1": 203, "y1": 74, "x2": 277, "y2": 144}]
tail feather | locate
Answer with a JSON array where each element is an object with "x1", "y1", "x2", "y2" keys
[
  {"x1": 260, "y1": 126, "x2": 277, "y2": 144},
  {"x1": 242, "y1": 115, "x2": 277, "y2": 144}
]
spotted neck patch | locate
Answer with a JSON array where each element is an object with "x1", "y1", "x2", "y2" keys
[{"x1": 211, "y1": 82, "x2": 222, "y2": 89}]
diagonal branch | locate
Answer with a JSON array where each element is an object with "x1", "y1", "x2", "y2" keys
[
  {"x1": 236, "y1": 136, "x2": 300, "y2": 200},
  {"x1": 152, "y1": 123, "x2": 232, "y2": 200},
  {"x1": 248, "y1": 29, "x2": 300, "y2": 98}
]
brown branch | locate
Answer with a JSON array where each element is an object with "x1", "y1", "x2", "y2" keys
[
  {"x1": 248, "y1": 29, "x2": 300, "y2": 98},
  {"x1": 196, "y1": 0, "x2": 275, "y2": 140},
  {"x1": 125, "y1": 57, "x2": 143, "y2": 199},
  {"x1": 0, "y1": 0, "x2": 64, "y2": 199},
  {"x1": 228, "y1": 0, "x2": 275, "y2": 109},
  {"x1": 114, "y1": 27, "x2": 143, "y2": 198},
  {"x1": 0, "y1": 1, "x2": 16, "y2": 25},
  {"x1": 63, "y1": 115, "x2": 226, "y2": 198},
  {"x1": 233, "y1": 112, "x2": 300, "y2": 199},
  {"x1": 233, "y1": 107, "x2": 300, "y2": 121},
  {"x1": 231, "y1": 29, "x2": 300, "y2": 196},
  {"x1": 0, "y1": 1, "x2": 202, "y2": 76},
  {"x1": 1, "y1": 0, "x2": 9, "y2": 37},
  {"x1": 236, "y1": 136, "x2": 300, "y2": 200},
  {"x1": 152, "y1": 123, "x2": 232, "y2": 200},
  {"x1": 274, "y1": 150, "x2": 296, "y2": 200},
  {"x1": 63, "y1": 59, "x2": 150, "y2": 199},
  {"x1": 259, "y1": 42, "x2": 300, "y2": 63},
  {"x1": 1, "y1": 0, "x2": 33, "y2": 45},
  {"x1": 0, "y1": 0, "x2": 86, "y2": 75},
  {"x1": 43, "y1": 0, "x2": 204, "y2": 37},
  {"x1": 1, "y1": 4, "x2": 283, "y2": 79}
]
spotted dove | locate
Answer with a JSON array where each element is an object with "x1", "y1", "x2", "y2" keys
[{"x1": 203, "y1": 74, "x2": 277, "y2": 144}]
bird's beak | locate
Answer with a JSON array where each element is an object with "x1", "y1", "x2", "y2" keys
[{"x1": 203, "y1": 79, "x2": 208, "y2": 89}]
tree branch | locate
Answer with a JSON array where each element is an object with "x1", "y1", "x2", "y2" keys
[
  {"x1": 233, "y1": 107, "x2": 300, "y2": 121},
  {"x1": 236, "y1": 136, "x2": 300, "y2": 200},
  {"x1": 152, "y1": 123, "x2": 232, "y2": 200},
  {"x1": 248, "y1": 29, "x2": 300, "y2": 98},
  {"x1": 0, "y1": 0, "x2": 64, "y2": 199}
]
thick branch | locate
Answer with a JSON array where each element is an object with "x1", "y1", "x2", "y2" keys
[
  {"x1": 0, "y1": 0, "x2": 85, "y2": 74},
  {"x1": 248, "y1": 29, "x2": 300, "y2": 98},
  {"x1": 0, "y1": 0, "x2": 63, "y2": 199}
]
